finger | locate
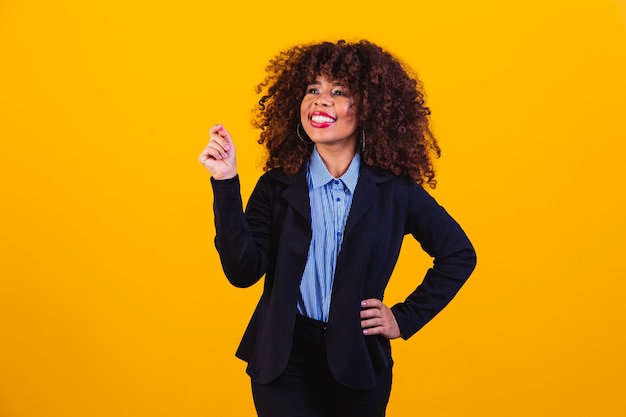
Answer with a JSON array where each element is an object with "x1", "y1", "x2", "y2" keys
[
  {"x1": 360, "y1": 308, "x2": 381, "y2": 320},
  {"x1": 217, "y1": 157, "x2": 232, "y2": 168},
  {"x1": 200, "y1": 143, "x2": 226, "y2": 161},
  {"x1": 209, "y1": 124, "x2": 233, "y2": 151},
  {"x1": 361, "y1": 298, "x2": 383, "y2": 309},
  {"x1": 362, "y1": 323, "x2": 384, "y2": 335},
  {"x1": 208, "y1": 123, "x2": 225, "y2": 136},
  {"x1": 361, "y1": 306, "x2": 384, "y2": 329},
  {"x1": 203, "y1": 136, "x2": 231, "y2": 160},
  {"x1": 361, "y1": 317, "x2": 384, "y2": 329},
  {"x1": 217, "y1": 126, "x2": 233, "y2": 149},
  {"x1": 206, "y1": 138, "x2": 228, "y2": 156}
]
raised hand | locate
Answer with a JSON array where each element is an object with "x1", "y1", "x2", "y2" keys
[{"x1": 198, "y1": 124, "x2": 237, "y2": 180}]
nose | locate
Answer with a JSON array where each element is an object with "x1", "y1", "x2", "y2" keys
[{"x1": 314, "y1": 91, "x2": 333, "y2": 106}]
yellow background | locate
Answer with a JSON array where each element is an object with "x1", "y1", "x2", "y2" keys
[{"x1": 1, "y1": 0, "x2": 625, "y2": 416}]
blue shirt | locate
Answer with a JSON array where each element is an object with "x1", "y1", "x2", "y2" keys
[{"x1": 297, "y1": 147, "x2": 361, "y2": 322}]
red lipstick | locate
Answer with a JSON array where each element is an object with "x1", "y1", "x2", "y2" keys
[{"x1": 309, "y1": 111, "x2": 336, "y2": 128}]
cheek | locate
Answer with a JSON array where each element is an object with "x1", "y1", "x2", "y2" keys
[
  {"x1": 344, "y1": 99, "x2": 356, "y2": 116},
  {"x1": 345, "y1": 104, "x2": 357, "y2": 122}
]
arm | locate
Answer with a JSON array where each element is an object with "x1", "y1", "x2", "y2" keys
[
  {"x1": 199, "y1": 125, "x2": 270, "y2": 288},
  {"x1": 391, "y1": 183, "x2": 477, "y2": 339},
  {"x1": 211, "y1": 176, "x2": 271, "y2": 288}
]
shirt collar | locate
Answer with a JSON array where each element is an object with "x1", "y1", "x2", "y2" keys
[{"x1": 308, "y1": 146, "x2": 360, "y2": 193}]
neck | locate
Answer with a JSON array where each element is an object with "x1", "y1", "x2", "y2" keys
[{"x1": 315, "y1": 142, "x2": 357, "y2": 178}]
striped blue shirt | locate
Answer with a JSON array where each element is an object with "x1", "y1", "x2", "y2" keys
[{"x1": 297, "y1": 146, "x2": 361, "y2": 322}]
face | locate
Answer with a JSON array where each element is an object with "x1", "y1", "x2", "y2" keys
[{"x1": 300, "y1": 75, "x2": 358, "y2": 148}]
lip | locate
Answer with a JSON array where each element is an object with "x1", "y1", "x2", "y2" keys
[{"x1": 309, "y1": 111, "x2": 336, "y2": 128}]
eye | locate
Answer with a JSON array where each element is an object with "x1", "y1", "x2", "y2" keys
[
  {"x1": 306, "y1": 87, "x2": 319, "y2": 94},
  {"x1": 332, "y1": 89, "x2": 349, "y2": 96}
]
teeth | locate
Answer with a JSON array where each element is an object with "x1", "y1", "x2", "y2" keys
[{"x1": 311, "y1": 115, "x2": 335, "y2": 123}]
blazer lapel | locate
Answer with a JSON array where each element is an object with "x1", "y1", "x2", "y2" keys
[
  {"x1": 344, "y1": 167, "x2": 381, "y2": 235},
  {"x1": 278, "y1": 164, "x2": 391, "y2": 233},
  {"x1": 280, "y1": 167, "x2": 311, "y2": 223}
]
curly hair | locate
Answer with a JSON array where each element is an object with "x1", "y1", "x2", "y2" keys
[{"x1": 253, "y1": 39, "x2": 441, "y2": 188}]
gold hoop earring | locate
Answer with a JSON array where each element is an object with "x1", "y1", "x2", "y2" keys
[{"x1": 361, "y1": 130, "x2": 366, "y2": 152}]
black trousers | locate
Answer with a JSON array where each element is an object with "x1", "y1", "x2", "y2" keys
[{"x1": 251, "y1": 314, "x2": 392, "y2": 417}]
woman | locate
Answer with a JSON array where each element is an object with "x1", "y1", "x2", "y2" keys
[{"x1": 199, "y1": 39, "x2": 476, "y2": 417}]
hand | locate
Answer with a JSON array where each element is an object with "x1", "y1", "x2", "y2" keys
[
  {"x1": 198, "y1": 124, "x2": 237, "y2": 180},
  {"x1": 360, "y1": 298, "x2": 402, "y2": 339}
]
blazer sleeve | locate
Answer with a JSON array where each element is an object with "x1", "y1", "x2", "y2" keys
[
  {"x1": 390, "y1": 182, "x2": 477, "y2": 339},
  {"x1": 211, "y1": 175, "x2": 272, "y2": 288}
]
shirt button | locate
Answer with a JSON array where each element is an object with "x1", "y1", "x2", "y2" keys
[
  {"x1": 336, "y1": 197, "x2": 341, "y2": 202},
  {"x1": 334, "y1": 180, "x2": 340, "y2": 185}
]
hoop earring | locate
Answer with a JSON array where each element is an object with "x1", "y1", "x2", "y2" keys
[
  {"x1": 361, "y1": 130, "x2": 366, "y2": 152},
  {"x1": 297, "y1": 123, "x2": 312, "y2": 144}
]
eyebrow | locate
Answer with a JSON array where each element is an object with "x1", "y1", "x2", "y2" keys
[{"x1": 308, "y1": 80, "x2": 345, "y2": 87}]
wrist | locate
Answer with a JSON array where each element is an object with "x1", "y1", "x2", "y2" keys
[
  {"x1": 211, "y1": 171, "x2": 238, "y2": 181},
  {"x1": 210, "y1": 174, "x2": 239, "y2": 185}
]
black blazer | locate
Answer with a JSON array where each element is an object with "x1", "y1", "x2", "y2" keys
[{"x1": 211, "y1": 164, "x2": 476, "y2": 390}]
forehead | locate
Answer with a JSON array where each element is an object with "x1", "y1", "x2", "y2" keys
[{"x1": 308, "y1": 74, "x2": 347, "y2": 85}]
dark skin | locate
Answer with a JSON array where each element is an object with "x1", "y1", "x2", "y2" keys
[{"x1": 253, "y1": 40, "x2": 440, "y2": 188}]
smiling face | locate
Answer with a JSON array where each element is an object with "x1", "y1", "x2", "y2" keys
[{"x1": 300, "y1": 75, "x2": 359, "y2": 149}]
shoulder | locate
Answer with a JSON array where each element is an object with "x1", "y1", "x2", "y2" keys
[
  {"x1": 260, "y1": 167, "x2": 293, "y2": 182},
  {"x1": 250, "y1": 167, "x2": 307, "y2": 200},
  {"x1": 360, "y1": 165, "x2": 425, "y2": 197},
  {"x1": 369, "y1": 167, "x2": 440, "y2": 213},
  {"x1": 257, "y1": 167, "x2": 302, "y2": 188}
]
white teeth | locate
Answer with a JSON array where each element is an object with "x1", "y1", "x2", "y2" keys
[{"x1": 311, "y1": 115, "x2": 335, "y2": 123}]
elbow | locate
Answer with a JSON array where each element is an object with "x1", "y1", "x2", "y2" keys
[
  {"x1": 468, "y1": 245, "x2": 478, "y2": 273},
  {"x1": 462, "y1": 245, "x2": 478, "y2": 279},
  {"x1": 221, "y1": 259, "x2": 265, "y2": 288},
  {"x1": 226, "y1": 274, "x2": 262, "y2": 288},
  {"x1": 436, "y1": 245, "x2": 477, "y2": 281}
]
